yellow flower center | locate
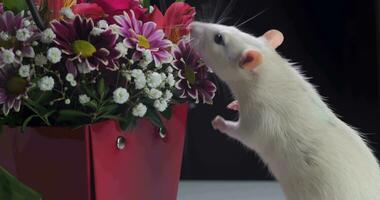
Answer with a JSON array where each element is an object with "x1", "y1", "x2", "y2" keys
[
  {"x1": 6, "y1": 76, "x2": 28, "y2": 95},
  {"x1": 0, "y1": 36, "x2": 17, "y2": 49},
  {"x1": 184, "y1": 65, "x2": 196, "y2": 85},
  {"x1": 73, "y1": 40, "x2": 97, "y2": 58},
  {"x1": 137, "y1": 35, "x2": 151, "y2": 49}
]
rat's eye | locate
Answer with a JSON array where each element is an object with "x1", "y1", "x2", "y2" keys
[{"x1": 214, "y1": 33, "x2": 225, "y2": 46}]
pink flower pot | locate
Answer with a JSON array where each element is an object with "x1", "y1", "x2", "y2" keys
[{"x1": 0, "y1": 104, "x2": 188, "y2": 200}]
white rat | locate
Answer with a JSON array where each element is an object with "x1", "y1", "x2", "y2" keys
[{"x1": 189, "y1": 21, "x2": 380, "y2": 200}]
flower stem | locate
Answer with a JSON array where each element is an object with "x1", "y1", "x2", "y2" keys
[{"x1": 25, "y1": 0, "x2": 46, "y2": 30}]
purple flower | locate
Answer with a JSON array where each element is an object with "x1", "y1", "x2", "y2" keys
[
  {"x1": 114, "y1": 11, "x2": 173, "y2": 66},
  {"x1": 51, "y1": 16, "x2": 121, "y2": 75},
  {"x1": 0, "y1": 3, "x2": 3, "y2": 14},
  {"x1": 0, "y1": 65, "x2": 31, "y2": 115},
  {"x1": 0, "y1": 11, "x2": 37, "y2": 67},
  {"x1": 173, "y1": 38, "x2": 216, "y2": 104}
]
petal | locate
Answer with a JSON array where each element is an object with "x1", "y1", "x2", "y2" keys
[
  {"x1": 13, "y1": 100, "x2": 21, "y2": 112},
  {"x1": 21, "y1": 46, "x2": 35, "y2": 58},
  {"x1": 0, "y1": 88, "x2": 7, "y2": 104},
  {"x1": 66, "y1": 60, "x2": 78, "y2": 77},
  {"x1": 142, "y1": 21, "x2": 156, "y2": 37}
]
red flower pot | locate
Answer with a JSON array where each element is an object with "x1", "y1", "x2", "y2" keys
[{"x1": 0, "y1": 104, "x2": 188, "y2": 200}]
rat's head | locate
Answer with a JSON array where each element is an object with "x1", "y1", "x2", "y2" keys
[{"x1": 189, "y1": 22, "x2": 284, "y2": 81}]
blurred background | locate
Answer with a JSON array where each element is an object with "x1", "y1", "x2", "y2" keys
[{"x1": 173, "y1": 0, "x2": 379, "y2": 180}]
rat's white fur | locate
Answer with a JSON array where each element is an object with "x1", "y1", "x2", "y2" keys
[{"x1": 190, "y1": 22, "x2": 380, "y2": 200}]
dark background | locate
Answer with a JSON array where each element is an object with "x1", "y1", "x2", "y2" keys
[{"x1": 159, "y1": 0, "x2": 380, "y2": 180}]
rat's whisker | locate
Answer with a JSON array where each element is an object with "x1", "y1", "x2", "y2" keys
[
  {"x1": 211, "y1": 0, "x2": 223, "y2": 23},
  {"x1": 217, "y1": 17, "x2": 232, "y2": 25},
  {"x1": 233, "y1": 8, "x2": 247, "y2": 27},
  {"x1": 236, "y1": 8, "x2": 269, "y2": 28},
  {"x1": 216, "y1": 0, "x2": 237, "y2": 25}
]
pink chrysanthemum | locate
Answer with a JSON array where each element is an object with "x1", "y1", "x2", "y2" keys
[
  {"x1": 173, "y1": 38, "x2": 216, "y2": 104},
  {"x1": 114, "y1": 11, "x2": 172, "y2": 66},
  {"x1": 51, "y1": 16, "x2": 121, "y2": 75},
  {"x1": 0, "y1": 11, "x2": 38, "y2": 67},
  {"x1": 0, "y1": 65, "x2": 31, "y2": 115}
]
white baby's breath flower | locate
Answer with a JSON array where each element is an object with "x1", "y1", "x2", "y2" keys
[
  {"x1": 121, "y1": 69, "x2": 132, "y2": 81},
  {"x1": 148, "y1": 5, "x2": 154, "y2": 14},
  {"x1": 41, "y1": 28, "x2": 56, "y2": 44},
  {"x1": 79, "y1": 94, "x2": 91, "y2": 105},
  {"x1": 16, "y1": 28, "x2": 31, "y2": 41},
  {"x1": 163, "y1": 90, "x2": 173, "y2": 101},
  {"x1": 32, "y1": 41, "x2": 39, "y2": 46},
  {"x1": 35, "y1": 54, "x2": 47, "y2": 66},
  {"x1": 2, "y1": 49, "x2": 15, "y2": 64},
  {"x1": 166, "y1": 66, "x2": 173, "y2": 73},
  {"x1": 90, "y1": 27, "x2": 104, "y2": 36},
  {"x1": 146, "y1": 88, "x2": 163, "y2": 100},
  {"x1": 131, "y1": 69, "x2": 146, "y2": 89},
  {"x1": 167, "y1": 73, "x2": 175, "y2": 87},
  {"x1": 60, "y1": 7, "x2": 75, "y2": 19},
  {"x1": 47, "y1": 47, "x2": 62, "y2": 64},
  {"x1": 155, "y1": 63, "x2": 163, "y2": 69},
  {"x1": 15, "y1": 50, "x2": 22, "y2": 56},
  {"x1": 70, "y1": 80, "x2": 77, "y2": 87},
  {"x1": 113, "y1": 87, "x2": 129, "y2": 104},
  {"x1": 97, "y1": 20, "x2": 109, "y2": 29},
  {"x1": 0, "y1": 31, "x2": 10, "y2": 41},
  {"x1": 65, "y1": 73, "x2": 74, "y2": 82},
  {"x1": 138, "y1": 50, "x2": 153, "y2": 68},
  {"x1": 38, "y1": 76, "x2": 55, "y2": 91},
  {"x1": 18, "y1": 65, "x2": 31, "y2": 78},
  {"x1": 132, "y1": 103, "x2": 147, "y2": 117},
  {"x1": 115, "y1": 42, "x2": 128, "y2": 57},
  {"x1": 65, "y1": 99, "x2": 71, "y2": 104},
  {"x1": 154, "y1": 99, "x2": 168, "y2": 112},
  {"x1": 109, "y1": 24, "x2": 120, "y2": 35},
  {"x1": 23, "y1": 19, "x2": 31, "y2": 27},
  {"x1": 77, "y1": 62, "x2": 92, "y2": 74},
  {"x1": 147, "y1": 72, "x2": 162, "y2": 88}
]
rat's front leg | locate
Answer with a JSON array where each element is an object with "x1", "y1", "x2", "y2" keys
[{"x1": 212, "y1": 115, "x2": 240, "y2": 137}]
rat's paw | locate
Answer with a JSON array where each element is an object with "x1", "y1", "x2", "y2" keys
[
  {"x1": 227, "y1": 100, "x2": 240, "y2": 111},
  {"x1": 212, "y1": 115, "x2": 228, "y2": 132}
]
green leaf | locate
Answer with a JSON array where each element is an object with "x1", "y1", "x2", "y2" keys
[
  {"x1": 21, "y1": 114, "x2": 38, "y2": 133},
  {"x1": 98, "y1": 104, "x2": 118, "y2": 115},
  {"x1": 118, "y1": 112, "x2": 135, "y2": 131},
  {"x1": 84, "y1": 100, "x2": 98, "y2": 110},
  {"x1": 176, "y1": 0, "x2": 185, "y2": 2},
  {"x1": 142, "y1": 0, "x2": 150, "y2": 8},
  {"x1": 57, "y1": 110, "x2": 90, "y2": 123},
  {"x1": 82, "y1": 85, "x2": 98, "y2": 100},
  {"x1": 0, "y1": 166, "x2": 42, "y2": 200},
  {"x1": 24, "y1": 99, "x2": 51, "y2": 126},
  {"x1": 3, "y1": 0, "x2": 28, "y2": 13},
  {"x1": 97, "y1": 78, "x2": 106, "y2": 100},
  {"x1": 146, "y1": 109, "x2": 165, "y2": 130},
  {"x1": 161, "y1": 107, "x2": 172, "y2": 120}
]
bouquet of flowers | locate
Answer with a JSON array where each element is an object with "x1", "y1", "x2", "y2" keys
[{"x1": 0, "y1": 0, "x2": 217, "y2": 132}]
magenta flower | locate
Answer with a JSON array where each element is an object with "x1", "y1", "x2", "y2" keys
[
  {"x1": 173, "y1": 39, "x2": 216, "y2": 104},
  {"x1": 0, "y1": 11, "x2": 37, "y2": 67},
  {"x1": 114, "y1": 11, "x2": 173, "y2": 66},
  {"x1": 51, "y1": 16, "x2": 121, "y2": 75},
  {"x1": 0, "y1": 65, "x2": 31, "y2": 115}
]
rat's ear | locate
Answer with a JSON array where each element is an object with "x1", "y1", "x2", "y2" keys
[
  {"x1": 262, "y1": 29, "x2": 284, "y2": 49},
  {"x1": 239, "y1": 49, "x2": 262, "y2": 71}
]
